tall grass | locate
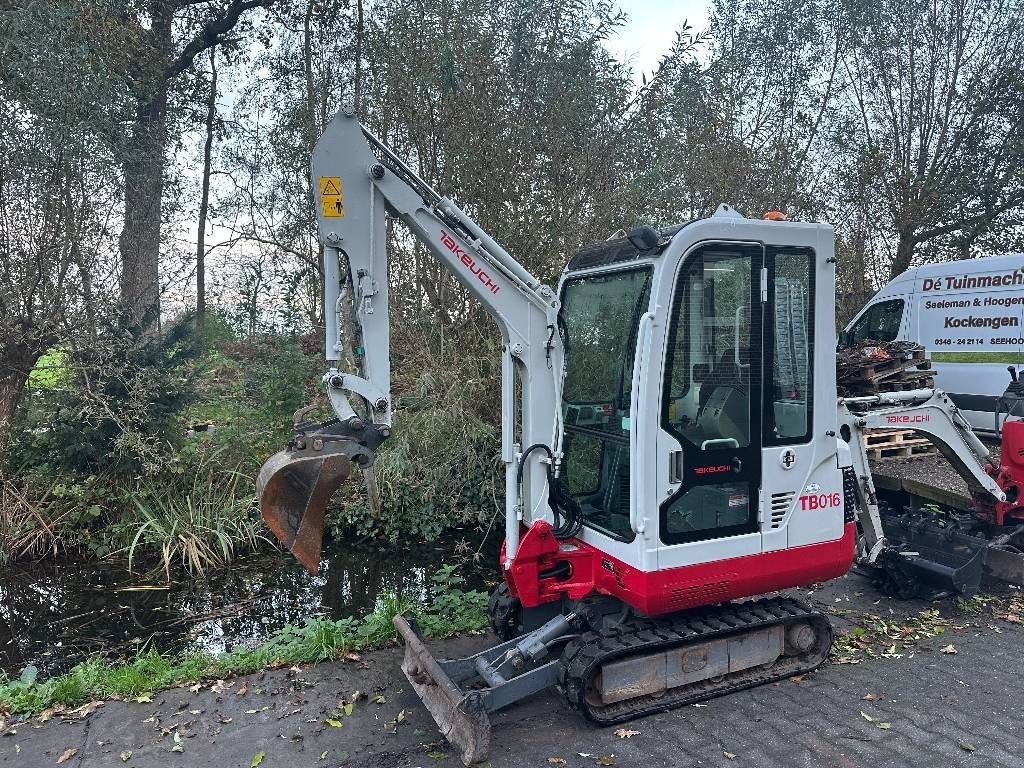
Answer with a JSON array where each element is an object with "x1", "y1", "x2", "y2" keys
[
  {"x1": 123, "y1": 452, "x2": 270, "y2": 578},
  {"x1": 0, "y1": 478, "x2": 72, "y2": 564}
]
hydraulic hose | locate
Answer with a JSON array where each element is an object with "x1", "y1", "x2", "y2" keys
[{"x1": 518, "y1": 443, "x2": 583, "y2": 540}]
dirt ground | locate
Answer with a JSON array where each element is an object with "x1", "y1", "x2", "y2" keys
[{"x1": 3, "y1": 571, "x2": 1023, "y2": 768}]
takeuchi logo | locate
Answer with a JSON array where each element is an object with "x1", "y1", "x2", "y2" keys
[{"x1": 440, "y1": 230, "x2": 500, "y2": 295}]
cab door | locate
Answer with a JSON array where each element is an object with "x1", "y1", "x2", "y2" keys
[{"x1": 656, "y1": 242, "x2": 764, "y2": 566}]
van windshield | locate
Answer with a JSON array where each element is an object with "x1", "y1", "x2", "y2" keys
[{"x1": 847, "y1": 298, "x2": 904, "y2": 344}]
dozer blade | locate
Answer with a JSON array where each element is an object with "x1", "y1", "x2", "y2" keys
[
  {"x1": 881, "y1": 514, "x2": 987, "y2": 597},
  {"x1": 393, "y1": 615, "x2": 491, "y2": 766},
  {"x1": 257, "y1": 423, "x2": 376, "y2": 574}
]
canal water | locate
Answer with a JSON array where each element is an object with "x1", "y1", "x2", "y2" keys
[{"x1": 0, "y1": 537, "x2": 499, "y2": 679}]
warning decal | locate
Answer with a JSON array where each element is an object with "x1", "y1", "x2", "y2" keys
[{"x1": 319, "y1": 176, "x2": 344, "y2": 218}]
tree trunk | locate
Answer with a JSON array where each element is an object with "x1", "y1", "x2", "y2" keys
[
  {"x1": 119, "y1": 84, "x2": 168, "y2": 335},
  {"x1": 197, "y1": 49, "x2": 218, "y2": 335},
  {"x1": 890, "y1": 231, "x2": 917, "y2": 280},
  {"x1": 0, "y1": 341, "x2": 44, "y2": 449}
]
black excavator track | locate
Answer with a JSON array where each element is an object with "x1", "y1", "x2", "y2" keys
[{"x1": 558, "y1": 597, "x2": 831, "y2": 725}]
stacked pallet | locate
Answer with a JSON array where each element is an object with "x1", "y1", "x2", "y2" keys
[
  {"x1": 861, "y1": 428, "x2": 936, "y2": 460},
  {"x1": 837, "y1": 340, "x2": 935, "y2": 397}
]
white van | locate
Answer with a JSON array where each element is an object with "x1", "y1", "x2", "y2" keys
[{"x1": 841, "y1": 253, "x2": 1024, "y2": 434}]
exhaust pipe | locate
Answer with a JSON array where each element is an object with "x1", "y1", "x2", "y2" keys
[{"x1": 257, "y1": 419, "x2": 380, "y2": 573}]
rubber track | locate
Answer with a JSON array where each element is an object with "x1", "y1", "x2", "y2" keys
[{"x1": 558, "y1": 597, "x2": 831, "y2": 725}]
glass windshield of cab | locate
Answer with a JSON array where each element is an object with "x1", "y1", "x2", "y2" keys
[{"x1": 558, "y1": 268, "x2": 651, "y2": 540}]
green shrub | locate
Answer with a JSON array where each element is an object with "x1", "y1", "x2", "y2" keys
[
  {"x1": 119, "y1": 449, "x2": 269, "y2": 578},
  {"x1": 17, "y1": 314, "x2": 200, "y2": 477}
]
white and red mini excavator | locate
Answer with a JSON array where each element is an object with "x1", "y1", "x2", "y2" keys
[{"x1": 257, "y1": 111, "x2": 1024, "y2": 764}]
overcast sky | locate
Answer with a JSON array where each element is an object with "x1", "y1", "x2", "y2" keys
[{"x1": 609, "y1": 0, "x2": 712, "y2": 75}]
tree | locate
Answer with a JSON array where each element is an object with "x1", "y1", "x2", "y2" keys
[
  {"x1": 841, "y1": 0, "x2": 1024, "y2": 277},
  {"x1": 0, "y1": 1, "x2": 124, "y2": 446},
  {"x1": 196, "y1": 48, "x2": 219, "y2": 333},
  {"x1": 115, "y1": 0, "x2": 271, "y2": 332}
]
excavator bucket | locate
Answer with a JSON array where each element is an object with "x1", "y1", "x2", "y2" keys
[
  {"x1": 258, "y1": 449, "x2": 353, "y2": 573},
  {"x1": 879, "y1": 514, "x2": 988, "y2": 597},
  {"x1": 257, "y1": 422, "x2": 376, "y2": 574}
]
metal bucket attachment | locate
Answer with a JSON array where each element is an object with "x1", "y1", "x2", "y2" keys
[
  {"x1": 393, "y1": 615, "x2": 491, "y2": 765},
  {"x1": 257, "y1": 422, "x2": 375, "y2": 574},
  {"x1": 881, "y1": 515, "x2": 988, "y2": 597}
]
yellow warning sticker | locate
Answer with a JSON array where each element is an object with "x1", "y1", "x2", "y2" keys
[{"x1": 319, "y1": 176, "x2": 344, "y2": 218}]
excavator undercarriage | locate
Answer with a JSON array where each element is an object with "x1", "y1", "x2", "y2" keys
[{"x1": 394, "y1": 597, "x2": 831, "y2": 765}]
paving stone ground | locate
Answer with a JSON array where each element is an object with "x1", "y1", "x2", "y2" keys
[{"x1": 3, "y1": 572, "x2": 1022, "y2": 768}]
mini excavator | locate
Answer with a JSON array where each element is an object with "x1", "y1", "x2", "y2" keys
[{"x1": 257, "y1": 111, "x2": 1024, "y2": 764}]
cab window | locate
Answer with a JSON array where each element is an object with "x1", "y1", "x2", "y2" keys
[
  {"x1": 558, "y1": 268, "x2": 652, "y2": 541},
  {"x1": 847, "y1": 299, "x2": 904, "y2": 344}
]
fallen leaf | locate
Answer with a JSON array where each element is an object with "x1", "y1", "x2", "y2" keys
[
  {"x1": 173, "y1": 732, "x2": 182, "y2": 744},
  {"x1": 547, "y1": 759, "x2": 566, "y2": 766},
  {"x1": 613, "y1": 728, "x2": 640, "y2": 739},
  {"x1": 397, "y1": 710, "x2": 406, "y2": 723},
  {"x1": 860, "y1": 711, "x2": 877, "y2": 722},
  {"x1": 577, "y1": 753, "x2": 593, "y2": 758},
  {"x1": 120, "y1": 751, "x2": 132, "y2": 762},
  {"x1": 289, "y1": 666, "x2": 301, "y2": 673},
  {"x1": 343, "y1": 652, "x2": 361, "y2": 662},
  {"x1": 373, "y1": 695, "x2": 386, "y2": 705},
  {"x1": 343, "y1": 702, "x2": 354, "y2": 716},
  {"x1": 212, "y1": 680, "x2": 226, "y2": 694},
  {"x1": 189, "y1": 683, "x2": 201, "y2": 694},
  {"x1": 960, "y1": 742, "x2": 977, "y2": 752},
  {"x1": 724, "y1": 752, "x2": 737, "y2": 760},
  {"x1": 788, "y1": 675, "x2": 804, "y2": 682},
  {"x1": 941, "y1": 644, "x2": 958, "y2": 654},
  {"x1": 325, "y1": 719, "x2": 343, "y2": 728},
  {"x1": 237, "y1": 681, "x2": 248, "y2": 696},
  {"x1": 171, "y1": 744, "x2": 184, "y2": 753},
  {"x1": 862, "y1": 693, "x2": 881, "y2": 701},
  {"x1": 351, "y1": 690, "x2": 367, "y2": 702},
  {"x1": 427, "y1": 752, "x2": 449, "y2": 759},
  {"x1": 250, "y1": 751, "x2": 265, "y2": 767},
  {"x1": 135, "y1": 693, "x2": 152, "y2": 704},
  {"x1": 597, "y1": 757, "x2": 616, "y2": 766},
  {"x1": 56, "y1": 748, "x2": 78, "y2": 763},
  {"x1": 320, "y1": 751, "x2": 328, "y2": 761},
  {"x1": 877, "y1": 722, "x2": 891, "y2": 730}
]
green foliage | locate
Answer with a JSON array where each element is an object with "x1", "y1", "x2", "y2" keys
[
  {"x1": 19, "y1": 314, "x2": 200, "y2": 477},
  {"x1": 332, "y1": 323, "x2": 503, "y2": 542},
  {"x1": 119, "y1": 450, "x2": 268, "y2": 578},
  {"x1": 26, "y1": 349, "x2": 71, "y2": 390},
  {"x1": 0, "y1": 568, "x2": 490, "y2": 716}
]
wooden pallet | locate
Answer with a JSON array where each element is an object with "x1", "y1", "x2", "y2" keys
[
  {"x1": 866, "y1": 442, "x2": 935, "y2": 460},
  {"x1": 863, "y1": 428, "x2": 936, "y2": 459},
  {"x1": 876, "y1": 376, "x2": 935, "y2": 393}
]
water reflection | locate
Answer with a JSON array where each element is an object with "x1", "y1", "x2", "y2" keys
[{"x1": 0, "y1": 538, "x2": 497, "y2": 678}]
